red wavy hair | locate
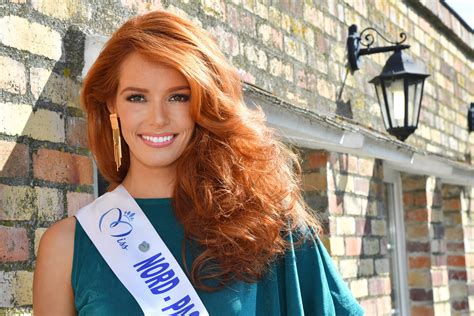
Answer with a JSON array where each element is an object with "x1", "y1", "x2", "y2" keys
[{"x1": 81, "y1": 10, "x2": 320, "y2": 290}]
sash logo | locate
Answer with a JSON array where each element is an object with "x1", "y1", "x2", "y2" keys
[{"x1": 98, "y1": 208, "x2": 136, "y2": 250}]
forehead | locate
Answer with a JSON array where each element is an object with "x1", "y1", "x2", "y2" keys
[{"x1": 117, "y1": 52, "x2": 188, "y2": 87}]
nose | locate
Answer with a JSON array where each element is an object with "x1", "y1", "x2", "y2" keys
[{"x1": 149, "y1": 100, "x2": 170, "y2": 127}]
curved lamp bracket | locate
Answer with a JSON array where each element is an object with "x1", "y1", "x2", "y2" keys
[{"x1": 347, "y1": 24, "x2": 410, "y2": 73}]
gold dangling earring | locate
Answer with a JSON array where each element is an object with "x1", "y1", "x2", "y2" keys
[{"x1": 109, "y1": 113, "x2": 122, "y2": 171}]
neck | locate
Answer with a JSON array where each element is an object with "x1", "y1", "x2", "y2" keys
[{"x1": 121, "y1": 162, "x2": 177, "y2": 199}]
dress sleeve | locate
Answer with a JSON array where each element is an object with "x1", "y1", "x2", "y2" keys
[{"x1": 288, "y1": 231, "x2": 365, "y2": 316}]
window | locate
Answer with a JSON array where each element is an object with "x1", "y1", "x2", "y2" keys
[{"x1": 383, "y1": 165, "x2": 410, "y2": 315}]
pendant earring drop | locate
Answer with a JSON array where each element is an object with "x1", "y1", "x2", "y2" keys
[{"x1": 109, "y1": 113, "x2": 122, "y2": 171}]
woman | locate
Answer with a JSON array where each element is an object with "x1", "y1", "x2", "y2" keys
[{"x1": 33, "y1": 10, "x2": 363, "y2": 315}]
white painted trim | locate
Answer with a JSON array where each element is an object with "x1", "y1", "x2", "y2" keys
[
  {"x1": 244, "y1": 94, "x2": 474, "y2": 187},
  {"x1": 383, "y1": 165, "x2": 411, "y2": 316}
]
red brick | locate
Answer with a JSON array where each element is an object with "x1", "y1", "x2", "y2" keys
[
  {"x1": 447, "y1": 241, "x2": 465, "y2": 252},
  {"x1": 409, "y1": 289, "x2": 433, "y2": 301},
  {"x1": 414, "y1": 193, "x2": 427, "y2": 206},
  {"x1": 443, "y1": 198, "x2": 461, "y2": 211},
  {"x1": 403, "y1": 192, "x2": 415, "y2": 205},
  {"x1": 304, "y1": 151, "x2": 328, "y2": 169},
  {"x1": 452, "y1": 299, "x2": 469, "y2": 311},
  {"x1": 405, "y1": 208, "x2": 429, "y2": 222},
  {"x1": 67, "y1": 191, "x2": 94, "y2": 216},
  {"x1": 411, "y1": 305, "x2": 434, "y2": 316},
  {"x1": 302, "y1": 172, "x2": 326, "y2": 191},
  {"x1": 447, "y1": 255, "x2": 465, "y2": 267},
  {"x1": 0, "y1": 226, "x2": 29, "y2": 262},
  {"x1": 448, "y1": 270, "x2": 467, "y2": 281},
  {"x1": 445, "y1": 227, "x2": 463, "y2": 241},
  {"x1": 410, "y1": 256, "x2": 431, "y2": 269},
  {"x1": 66, "y1": 116, "x2": 88, "y2": 148},
  {"x1": 33, "y1": 149, "x2": 93, "y2": 185},
  {"x1": 406, "y1": 241, "x2": 430, "y2": 252},
  {"x1": 406, "y1": 224, "x2": 429, "y2": 239},
  {"x1": 0, "y1": 141, "x2": 29, "y2": 178},
  {"x1": 345, "y1": 237, "x2": 362, "y2": 256},
  {"x1": 402, "y1": 176, "x2": 426, "y2": 191}
]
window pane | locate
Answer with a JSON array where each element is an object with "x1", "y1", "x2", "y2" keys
[{"x1": 383, "y1": 182, "x2": 400, "y2": 315}]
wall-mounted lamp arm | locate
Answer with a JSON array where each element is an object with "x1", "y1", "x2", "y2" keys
[
  {"x1": 347, "y1": 24, "x2": 410, "y2": 73},
  {"x1": 359, "y1": 44, "x2": 410, "y2": 56}
]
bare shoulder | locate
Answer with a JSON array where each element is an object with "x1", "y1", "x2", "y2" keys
[
  {"x1": 42, "y1": 216, "x2": 77, "y2": 244},
  {"x1": 37, "y1": 216, "x2": 77, "y2": 260},
  {"x1": 33, "y1": 216, "x2": 77, "y2": 315}
]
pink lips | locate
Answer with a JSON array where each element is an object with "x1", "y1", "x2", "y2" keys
[{"x1": 140, "y1": 133, "x2": 176, "y2": 148}]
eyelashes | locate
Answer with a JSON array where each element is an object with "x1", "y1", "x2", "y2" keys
[
  {"x1": 126, "y1": 94, "x2": 146, "y2": 103},
  {"x1": 125, "y1": 93, "x2": 190, "y2": 103}
]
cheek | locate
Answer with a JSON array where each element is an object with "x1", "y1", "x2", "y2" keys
[{"x1": 118, "y1": 108, "x2": 141, "y2": 133}]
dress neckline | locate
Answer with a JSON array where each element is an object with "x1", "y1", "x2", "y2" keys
[{"x1": 134, "y1": 197, "x2": 173, "y2": 206}]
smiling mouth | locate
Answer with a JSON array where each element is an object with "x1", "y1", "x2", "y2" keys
[{"x1": 141, "y1": 134, "x2": 176, "y2": 144}]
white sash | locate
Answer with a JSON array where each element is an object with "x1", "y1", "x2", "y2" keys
[{"x1": 75, "y1": 184, "x2": 208, "y2": 316}]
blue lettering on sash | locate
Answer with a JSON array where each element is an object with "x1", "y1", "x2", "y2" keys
[
  {"x1": 133, "y1": 253, "x2": 201, "y2": 315},
  {"x1": 133, "y1": 253, "x2": 180, "y2": 294},
  {"x1": 161, "y1": 295, "x2": 200, "y2": 316}
]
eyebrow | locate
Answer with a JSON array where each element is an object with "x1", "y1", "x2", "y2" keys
[{"x1": 119, "y1": 85, "x2": 191, "y2": 95}]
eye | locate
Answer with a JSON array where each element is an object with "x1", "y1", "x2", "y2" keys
[
  {"x1": 168, "y1": 94, "x2": 190, "y2": 103},
  {"x1": 126, "y1": 94, "x2": 146, "y2": 103}
]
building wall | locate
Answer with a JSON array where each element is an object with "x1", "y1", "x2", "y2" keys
[
  {"x1": 302, "y1": 150, "x2": 392, "y2": 314},
  {"x1": 301, "y1": 151, "x2": 474, "y2": 315},
  {"x1": 0, "y1": 0, "x2": 473, "y2": 314}
]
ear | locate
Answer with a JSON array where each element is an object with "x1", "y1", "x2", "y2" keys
[{"x1": 106, "y1": 99, "x2": 116, "y2": 115}]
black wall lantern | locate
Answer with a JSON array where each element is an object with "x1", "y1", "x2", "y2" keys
[{"x1": 347, "y1": 25, "x2": 430, "y2": 141}]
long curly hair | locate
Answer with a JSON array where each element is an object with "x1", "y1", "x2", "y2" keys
[{"x1": 81, "y1": 10, "x2": 320, "y2": 290}]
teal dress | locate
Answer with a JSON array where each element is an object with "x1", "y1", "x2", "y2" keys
[{"x1": 72, "y1": 198, "x2": 364, "y2": 315}]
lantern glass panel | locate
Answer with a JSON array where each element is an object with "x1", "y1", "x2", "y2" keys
[
  {"x1": 375, "y1": 83, "x2": 390, "y2": 129},
  {"x1": 413, "y1": 80, "x2": 423, "y2": 126},
  {"x1": 384, "y1": 79, "x2": 405, "y2": 128},
  {"x1": 406, "y1": 79, "x2": 424, "y2": 127},
  {"x1": 407, "y1": 80, "x2": 415, "y2": 126}
]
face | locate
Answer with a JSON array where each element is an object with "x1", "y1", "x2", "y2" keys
[{"x1": 110, "y1": 52, "x2": 195, "y2": 173}]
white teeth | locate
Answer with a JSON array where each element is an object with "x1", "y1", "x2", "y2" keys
[{"x1": 142, "y1": 135, "x2": 174, "y2": 143}]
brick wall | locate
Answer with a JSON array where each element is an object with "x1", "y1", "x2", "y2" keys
[
  {"x1": 402, "y1": 174, "x2": 437, "y2": 315},
  {"x1": 400, "y1": 175, "x2": 474, "y2": 316},
  {"x1": 0, "y1": 0, "x2": 118, "y2": 312},
  {"x1": 461, "y1": 187, "x2": 474, "y2": 313},
  {"x1": 302, "y1": 149, "x2": 391, "y2": 314},
  {"x1": 442, "y1": 184, "x2": 469, "y2": 314}
]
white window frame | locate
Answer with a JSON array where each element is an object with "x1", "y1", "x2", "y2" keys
[{"x1": 383, "y1": 164, "x2": 410, "y2": 316}]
